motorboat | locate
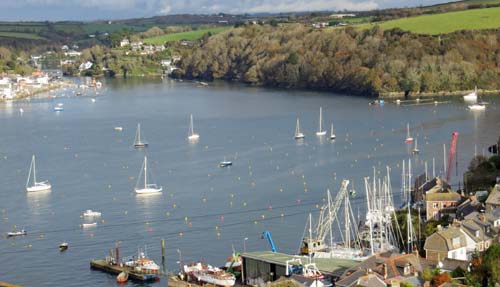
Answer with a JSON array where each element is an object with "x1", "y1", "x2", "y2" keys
[
  {"x1": 83, "y1": 210, "x2": 101, "y2": 217},
  {"x1": 59, "y1": 242, "x2": 69, "y2": 252},
  {"x1": 81, "y1": 222, "x2": 97, "y2": 228},
  {"x1": 184, "y1": 262, "x2": 236, "y2": 286},
  {"x1": 7, "y1": 230, "x2": 27, "y2": 237},
  {"x1": 219, "y1": 158, "x2": 232, "y2": 168}
]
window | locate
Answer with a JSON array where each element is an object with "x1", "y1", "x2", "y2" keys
[{"x1": 433, "y1": 203, "x2": 439, "y2": 209}]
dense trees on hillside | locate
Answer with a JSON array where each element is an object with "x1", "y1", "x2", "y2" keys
[{"x1": 178, "y1": 24, "x2": 500, "y2": 96}]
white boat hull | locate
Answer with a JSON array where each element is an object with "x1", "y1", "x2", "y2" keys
[
  {"x1": 295, "y1": 133, "x2": 305, "y2": 139},
  {"x1": 135, "y1": 187, "x2": 163, "y2": 194},
  {"x1": 469, "y1": 104, "x2": 486, "y2": 110},
  {"x1": 463, "y1": 93, "x2": 477, "y2": 102},
  {"x1": 26, "y1": 183, "x2": 51, "y2": 192},
  {"x1": 191, "y1": 272, "x2": 236, "y2": 286},
  {"x1": 405, "y1": 137, "x2": 414, "y2": 143},
  {"x1": 316, "y1": 131, "x2": 326, "y2": 136},
  {"x1": 134, "y1": 142, "x2": 148, "y2": 148},
  {"x1": 188, "y1": 134, "x2": 200, "y2": 140}
]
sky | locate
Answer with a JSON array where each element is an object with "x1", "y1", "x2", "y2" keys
[{"x1": 0, "y1": 0, "x2": 456, "y2": 21}]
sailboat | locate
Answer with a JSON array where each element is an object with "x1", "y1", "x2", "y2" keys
[
  {"x1": 187, "y1": 114, "x2": 200, "y2": 141},
  {"x1": 294, "y1": 118, "x2": 305, "y2": 139},
  {"x1": 463, "y1": 86, "x2": 478, "y2": 102},
  {"x1": 329, "y1": 123, "x2": 336, "y2": 140},
  {"x1": 133, "y1": 123, "x2": 148, "y2": 148},
  {"x1": 134, "y1": 156, "x2": 162, "y2": 194},
  {"x1": 412, "y1": 137, "x2": 420, "y2": 154},
  {"x1": 26, "y1": 155, "x2": 51, "y2": 192},
  {"x1": 316, "y1": 107, "x2": 326, "y2": 136},
  {"x1": 404, "y1": 123, "x2": 414, "y2": 143}
]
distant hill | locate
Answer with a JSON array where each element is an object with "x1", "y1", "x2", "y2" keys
[{"x1": 358, "y1": 6, "x2": 500, "y2": 35}]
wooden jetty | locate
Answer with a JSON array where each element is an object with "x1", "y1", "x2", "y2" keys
[{"x1": 90, "y1": 259, "x2": 159, "y2": 282}]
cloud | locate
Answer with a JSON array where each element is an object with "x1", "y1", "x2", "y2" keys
[{"x1": 0, "y1": 0, "x2": 452, "y2": 20}]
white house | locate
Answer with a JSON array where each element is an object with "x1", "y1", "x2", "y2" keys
[
  {"x1": 65, "y1": 50, "x2": 82, "y2": 57},
  {"x1": 120, "y1": 38, "x2": 130, "y2": 47},
  {"x1": 424, "y1": 225, "x2": 468, "y2": 261}
]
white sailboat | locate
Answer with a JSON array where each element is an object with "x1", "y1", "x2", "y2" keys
[
  {"x1": 463, "y1": 86, "x2": 478, "y2": 102},
  {"x1": 26, "y1": 155, "x2": 51, "y2": 192},
  {"x1": 133, "y1": 123, "x2": 148, "y2": 148},
  {"x1": 134, "y1": 156, "x2": 162, "y2": 194},
  {"x1": 316, "y1": 107, "x2": 326, "y2": 136},
  {"x1": 187, "y1": 114, "x2": 200, "y2": 141},
  {"x1": 468, "y1": 103, "x2": 486, "y2": 111},
  {"x1": 294, "y1": 118, "x2": 305, "y2": 139},
  {"x1": 404, "y1": 123, "x2": 414, "y2": 143},
  {"x1": 329, "y1": 123, "x2": 336, "y2": 140},
  {"x1": 412, "y1": 137, "x2": 420, "y2": 154}
]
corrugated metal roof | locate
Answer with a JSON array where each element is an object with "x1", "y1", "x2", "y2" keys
[{"x1": 242, "y1": 251, "x2": 359, "y2": 277}]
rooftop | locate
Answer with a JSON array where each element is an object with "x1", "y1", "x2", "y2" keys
[
  {"x1": 242, "y1": 251, "x2": 359, "y2": 277},
  {"x1": 485, "y1": 184, "x2": 500, "y2": 206}
]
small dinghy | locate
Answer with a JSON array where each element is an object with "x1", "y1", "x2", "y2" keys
[
  {"x1": 116, "y1": 271, "x2": 129, "y2": 283},
  {"x1": 59, "y1": 242, "x2": 69, "y2": 252}
]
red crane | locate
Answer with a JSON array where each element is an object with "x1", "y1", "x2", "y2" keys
[{"x1": 446, "y1": 132, "x2": 459, "y2": 182}]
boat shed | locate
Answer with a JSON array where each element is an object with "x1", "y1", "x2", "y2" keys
[{"x1": 241, "y1": 251, "x2": 359, "y2": 285}]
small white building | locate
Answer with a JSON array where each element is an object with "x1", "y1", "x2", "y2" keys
[
  {"x1": 36, "y1": 75, "x2": 49, "y2": 85},
  {"x1": 120, "y1": 38, "x2": 130, "y2": 47},
  {"x1": 65, "y1": 50, "x2": 82, "y2": 57}
]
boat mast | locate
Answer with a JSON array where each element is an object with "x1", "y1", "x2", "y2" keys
[
  {"x1": 144, "y1": 156, "x2": 147, "y2": 188},
  {"x1": 137, "y1": 123, "x2": 141, "y2": 143},
  {"x1": 407, "y1": 123, "x2": 410, "y2": 138},
  {"x1": 33, "y1": 155, "x2": 37, "y2": 184},
  {"x1": 308, "y1": 213, "x2": 312, "y2": 264},
  {"x1": 318, "y1": 107, "x2": 322, "y2": 133},
  {"x1": 296, "y1": 118, "x2": 300, "y2": 135},
  {"x1": 26, "y1": 155, "x2": 34, "y2": 187},
  {"x1": 327, "y1": 189, "x2": 333, "y2": 256},
  {"x1": 189, "y1": 114, "x2": 194, "y2": 136}
]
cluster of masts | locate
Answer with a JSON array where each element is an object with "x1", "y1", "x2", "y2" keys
[{"x1": 295, "y1": 107, "x2": 336, "y2": 140}]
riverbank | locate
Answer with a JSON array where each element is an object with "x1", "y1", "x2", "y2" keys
[
  {"x1": 379, "y1": 88, "x2": 500, "y2": 99},
  {"x1": 0, "y1": 80, "x2": 72, "y2": 103}
]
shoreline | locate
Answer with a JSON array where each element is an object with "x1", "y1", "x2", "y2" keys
[
  {"x1": 379, "y1": 89, "x2": 500, "y2": 99},
  {"x1": 0, "y1": 80, "x2": 72, "y2": 103}
]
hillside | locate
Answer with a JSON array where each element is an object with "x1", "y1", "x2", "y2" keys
[
  {"x1": 177, "y1": 24, "x2": 500, "y2": 96},
  {"x1": 143, "y1": 27, "x2": 229, "y2": 44},
  {"x1": 359, "y1": 6, "x2": 500, "y2": 34}
]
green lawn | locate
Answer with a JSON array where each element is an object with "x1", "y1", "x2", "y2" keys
[
  {"x1": 143, "y1": 27, "x2": 229, "y2": 44},
  {"x1": 358, "y1": 6, "x2": 500, "y2": 35},
  {"x1": 0, "y1": 32, "x2": 45, "y2": 40}
]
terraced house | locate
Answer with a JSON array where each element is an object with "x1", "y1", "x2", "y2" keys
[{"x1": 424, "y1": 225, "x2": 467, "y2": 261}]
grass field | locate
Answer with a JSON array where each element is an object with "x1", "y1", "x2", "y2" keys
[
  {"x1": 359, "y1": 6, "x2": 500, "y2": 35},
  {"x1": 143, "y1": 27, "x2": 229, "y2": 44},
  {"x1": 0, "y1": 32, "x2": 45, "y2": 40}
]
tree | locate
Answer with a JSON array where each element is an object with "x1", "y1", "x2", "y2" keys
[
  {"x1": 432, "y1": 272, "x2": 451, "y2": 286},
  {"x1": 482, "y1": 243, "x2": 500, "y2": 286},
  {"x1": 0, "y1": 47, "x2": 12, "y2": 60}
]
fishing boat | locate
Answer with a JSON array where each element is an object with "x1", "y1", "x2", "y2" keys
[
  {"x1": 329, "y1": 123, "x2": 336, "y2": 140},
  {"x1": 187, "y1": 114, "x2": 200, "y2": 141},
  {"x1": 81, "y1": 222, "x2": 97, "y2": 228},
  {"x1": 124, "y1": 250, "x2": 160, "y2": 274},
  {"x1": 463, "y1": 86, "x2": 478, "y2": 102},
  {"x1": 26, "y1": 155, "x2": 51, "y2": 192},
  {"x1": 294, "y1": 118, "x2": 305, "y2": 139},
  {"x1": 83, "y1": 210, "x2": 102, "y2": 217},
  {"x1": 184, "y1": 262, "x2": 236, "y2": 286},
  {"x1": 53, "y1": 103, "x2": 64, "y2": 111},
  {"x1": 133, "y1": 123, "x2": 148, "y2": 148},
  {"x1": 404, "y1": 123, "x2": 414, "y2": 143},
  {"x1": 134, "y1": 156, "x2": 162, "y2": 194},
  {"x1": 315, "y1": 107, "x2": 326, "y2": 136},
  {"x1": 116, "y1": 271, "x2": 128, "y2": 283},
  {"x1": 59, "y1": 242, "x2": 69, "y2": 252},
  {"x1": 7, "y1": 229, "x2": 27, "y2": 237},
  {"x1": 224, "y1": 252, "x2": 242, "y2": 273},
  {"x1": 468, "y1": 103, "x2": 486, "y2": 111},
  {"x1": 412, "y1": 138, "x2": 420, "y2": 154},
  {"x1": 219, "y1": 157, "x2": 232, "y2": 168}
]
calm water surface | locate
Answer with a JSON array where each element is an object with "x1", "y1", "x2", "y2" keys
[{"x1": 0, "y1": 78, "x2": 498, "y2": 286}]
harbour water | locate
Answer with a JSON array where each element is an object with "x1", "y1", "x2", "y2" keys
[{"x1": 0, "y1": 78, "x2": 498, "y2": 286}]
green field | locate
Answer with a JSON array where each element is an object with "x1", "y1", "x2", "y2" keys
[
  {"x1": 359, "y1": 6, "x2": 500, "y2": 34},
  {"x1": 143, "y1": 27, "x2": 229, "y2": 44},
  {"x1": 0, "y1": 32, "x2": 45, "y2": 40}
]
